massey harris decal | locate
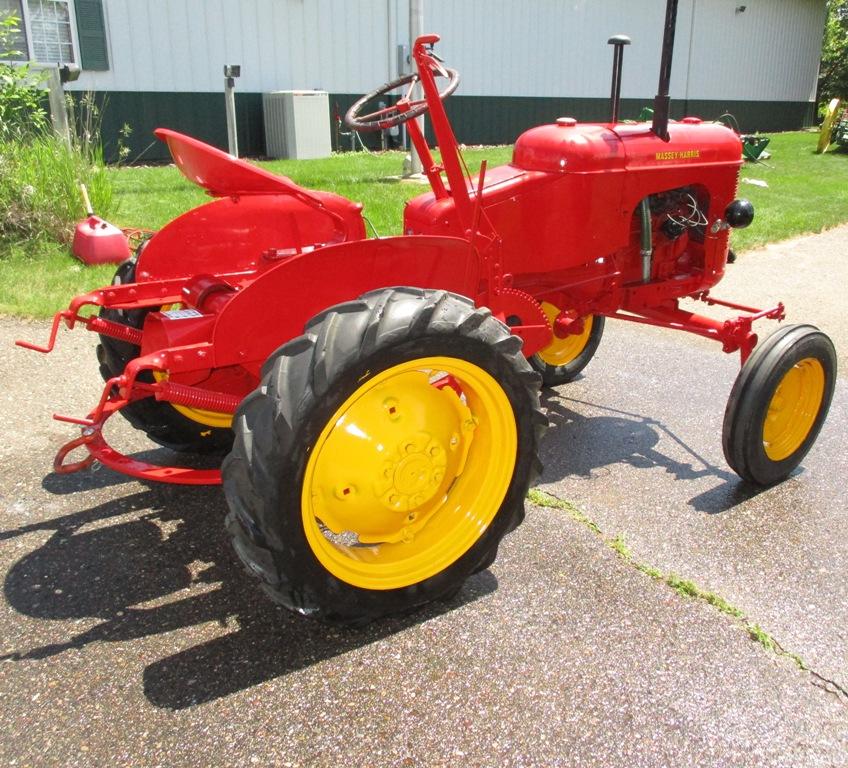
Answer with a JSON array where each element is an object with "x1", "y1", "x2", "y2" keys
[{"x1": 655, "y1": 149, "x2": 701, "y2": 161}]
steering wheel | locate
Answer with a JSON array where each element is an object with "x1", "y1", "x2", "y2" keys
[{"x1": 344, "y1": 62, "x2": 460, "y2": 133}]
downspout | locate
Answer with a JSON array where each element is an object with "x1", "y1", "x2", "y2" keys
[{"x1": 387, "y1": 0, "x2": 396, "y2": 81}]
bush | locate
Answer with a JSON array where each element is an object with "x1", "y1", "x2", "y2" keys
[
  {"x1": 0, "y1": 14, "x2": 114, "y2": 245},
  {"x1": 0, "y1": 13, "x2": 47, "y2": 139},
  {"x1": 0, "y1": 134, "x2": 113, "y2": 244}
]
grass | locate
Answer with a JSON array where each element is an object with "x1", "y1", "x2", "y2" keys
[
  {"x1": 734, "y1": 132, "x2": 848, "y2": 250},
  {"x1": 1, "y1": 131, "x2": 846, "y2": 318},
  {"x1": 106, "y1": 147, "x2": 513, "y2": 235}
]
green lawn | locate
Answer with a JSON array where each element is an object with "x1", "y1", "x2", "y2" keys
[{"x1": 1, "y1": 131, "x2": 845, "y2": 318}]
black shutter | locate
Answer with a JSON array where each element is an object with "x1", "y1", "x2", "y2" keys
[{"x1": 74, "y1": 0, "x2": 109, "y2": 70}]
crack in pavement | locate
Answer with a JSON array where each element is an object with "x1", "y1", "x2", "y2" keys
[{"x1": 527, "y1": 488, "x2": 848, "y2": 705}]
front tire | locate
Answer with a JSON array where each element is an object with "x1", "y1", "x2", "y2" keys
[
  {"x1": 222, "y1": 288, "x2": 546, "y2": 624},
  {"x1": 722, "y1": 324, "x2": 836, "y2": 486},
  {"x1": 529, "y1": 302, "x2": 604, "y2": 387}
]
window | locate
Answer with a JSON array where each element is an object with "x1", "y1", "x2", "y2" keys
[
  {"x1": 28, "y1": 0, "x2": 74, "y2": 63},
  {"x1": 1, "y1": 0, "x2": 107, "y2": 69},
  {"x1": 2, "y1": 0, "x2": 75, "y2": 64}
]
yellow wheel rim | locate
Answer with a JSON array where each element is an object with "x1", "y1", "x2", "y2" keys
[
  {"x1": 153, "y1": 304, "x2": 232, "y2": 429},
  {"x1": 301, "y1": 356, "x2": 517, "y2": 590},
  {"x1": 763, "y1": 357, "x2": 825, "y2": 461},
  {"x1": 536, "y1": 302, "x2": 593, "y2": 368}
]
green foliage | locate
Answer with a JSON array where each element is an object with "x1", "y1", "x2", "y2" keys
[
  {"x1": 819, "y1": 0, "x2": 848, "y2": 103},
  {"x1": 0, "y1": 133, "x2": 113, "y2": 244},
  {"x1": 0, "y1": 23, "x2": 115, "y2": 246},
  {"x1": 833, "y1": 112, "x2": 848, "y2": 148},
  {"x1": 736, "y1": 131, "x2": 848, "y2": 250},
  {"x1": 0, "y1": 13, "x2": 47, "y2": 139},
  {"x1": 0, "y1": 237, "x2": 115, "y2": 316}
]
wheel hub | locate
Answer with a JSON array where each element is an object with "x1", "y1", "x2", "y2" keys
[
  {"x1": 379, "y1": 434, "x2": 448, "y2": 511},
  {"x1": 309, "y1": 370, "x2": 474, "y2": 545},
  {"x1": 763, "y1": 357, "x2": 825, "y2": 461},
  {"x1": 536, "y1": 302, "x2": 593, "y2": 367}
]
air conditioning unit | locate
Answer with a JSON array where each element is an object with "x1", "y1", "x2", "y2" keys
[{"x1": 263, "y1": 90, "x2": 331, "y2": 160}]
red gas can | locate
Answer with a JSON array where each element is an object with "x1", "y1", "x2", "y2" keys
[{"x1": 72, "y1": 215, "x2": 131, "y2": 265}]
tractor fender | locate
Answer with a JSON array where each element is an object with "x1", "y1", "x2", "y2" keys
[
  {"x1": 134, "y1": 193, "x2": 366, "y2": 283},
  {"x1": 212, "y1": 235, "x2": 481, "y2": 372}
]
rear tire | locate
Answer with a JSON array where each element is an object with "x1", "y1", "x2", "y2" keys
[
  {"x1": 722, "y1": 324, "x2": 836, "y2": 486},
  {"x1": 222, "y1": 288, "x2": 546, "y2": 624},
  {"x1": 97, "y1": 258, "x2": 233, "y2": 455}
]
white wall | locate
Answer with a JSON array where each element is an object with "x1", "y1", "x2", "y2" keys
[
  {"x1": 74, "y1": 0, "x2": 393, "y2": 93},
  {"x1": 428, "y1": 0, "x2": 826, "y2": 102},
  {"x1": 70, "y1": 0, "x2": 826, "y2": 103}
]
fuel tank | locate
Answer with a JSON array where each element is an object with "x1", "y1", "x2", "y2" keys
[{"x1": 513, "y1": 118, "x2": 741, "y2": 173}]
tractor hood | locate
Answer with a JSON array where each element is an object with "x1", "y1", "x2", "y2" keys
[{"x1": 512, "y1": 119, "x2": 742, "y2": 174}]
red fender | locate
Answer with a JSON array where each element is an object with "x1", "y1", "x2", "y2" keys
[
  {"x1": 211, "y1": 235, "x2": 481, "y2": 373},
  {"x1": 134, "y1": 194, "x2": 366, "y2": 282}
]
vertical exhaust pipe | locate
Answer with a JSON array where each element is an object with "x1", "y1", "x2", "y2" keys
[
  {"x1": 607, "y1": 35, "x2": 631, "y2": 124},
  {"x1": 651, "y1": 0, "x2": 680, "y2": 141}
]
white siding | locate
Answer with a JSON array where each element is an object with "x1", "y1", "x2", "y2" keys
[
  {"x1": 74, "y1": 0, "x2": 393, "y2": 93},
  {"x1": 71, "y1": 0, "x2": 826, "y2": 103},
  {"x1": 426, "y1": 0, "x2": 826, "y2": 102},
  {"x1": 682, "y1": 0, "x2": 826, "y2": 101}
]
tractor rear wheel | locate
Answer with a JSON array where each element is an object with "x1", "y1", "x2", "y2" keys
[
  {"x1": 529, "y1": 302, "x2": 604, "y2": 386},
  {"x1": 222, "y1": 288, "x2": 546, "y2": 624},
  {"x1": 722, "y1": 324, "x2": 836, "y2": 486},
  {"x1": 96, "y1": 258, "x2": 234, "y2": 454}
]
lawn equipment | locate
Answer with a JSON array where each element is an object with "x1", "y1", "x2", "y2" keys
[{"x1": 18, "y1": 0, "x2": 835, "y2": 623}]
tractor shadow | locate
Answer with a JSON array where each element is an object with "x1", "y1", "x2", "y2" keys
[
  {"x1": 1, "y1": 472, "x2": 497, "y2": 710},
  {"x1": 538, "y1": 390, "x2": 766, "y2": 514}
]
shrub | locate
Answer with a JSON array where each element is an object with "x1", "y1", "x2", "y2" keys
[
  {"x1": 0, "y1": 133, "x2": 113, "y2": 244},
  {"x1": 0, "y1": 13, "x2": 47, "y2": 139},
  {"x1": 0, "y1": 15, "x2": 114, "y2": 245}
]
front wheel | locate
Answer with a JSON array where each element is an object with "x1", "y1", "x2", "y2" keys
[
  {"x1": 222, "y1": 288, "x2": 546, "y2": 624},
  {"x1": 722, "y1": 324, "x2": 836, "y2": 486},
  {"x1": 529, "y1": 302, "x2": 604, "y2": 387}
]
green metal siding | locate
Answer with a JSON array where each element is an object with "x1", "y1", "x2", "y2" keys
[
  {"x1": 89, "y1": 92, "x2": 266, "y2": 162},
  {"x1": 88, "y1": 91, "x2": 817, "y2": 163}
]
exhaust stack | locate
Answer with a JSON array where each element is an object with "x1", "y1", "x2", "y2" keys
[
  {"x1": 651, "y1": 0, "x2": 680, "y2": 141},
  {"x1": 607, "y1": 35, "x2": 631, "y2": 124}
]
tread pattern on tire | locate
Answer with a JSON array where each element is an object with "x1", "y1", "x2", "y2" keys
[
  {"x1": 222, "y1": 287, "x2": 547, "y2": 623},
  {"x1": 722, "y1": 323, "x2": 836, "y2": 486}
]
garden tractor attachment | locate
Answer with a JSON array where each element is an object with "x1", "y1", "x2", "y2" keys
[{"x1": 18, "y1": 0, "x2": 836, "y2": 623}]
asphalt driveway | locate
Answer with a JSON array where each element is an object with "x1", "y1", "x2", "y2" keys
[{"x1": 1, "y1": 225, "x2": 846, "y2": 767}]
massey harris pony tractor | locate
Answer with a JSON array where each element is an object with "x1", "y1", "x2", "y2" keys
[{"x1": 19, "y1": 0, "x2": 836, "y2": 624}]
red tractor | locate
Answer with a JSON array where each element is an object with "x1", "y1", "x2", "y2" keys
[{"x1": 19, "y1": 0, "x2": 836, "y2": 623}]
